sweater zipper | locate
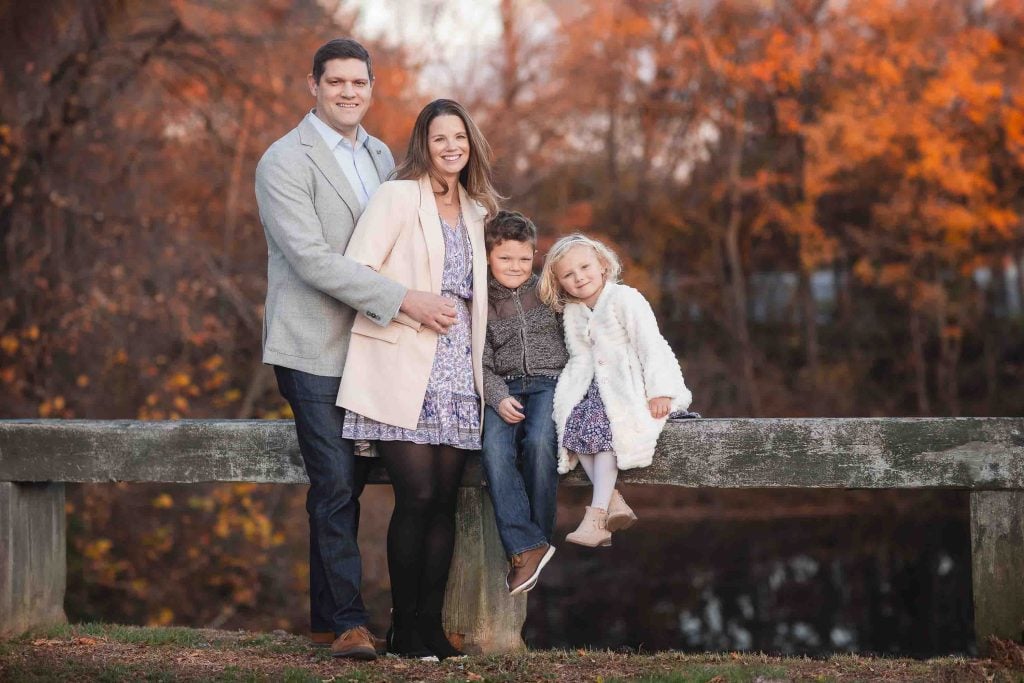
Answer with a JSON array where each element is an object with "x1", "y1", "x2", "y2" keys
[{"x1": 513, "y1": 289, "x2": 530, "y2": 375}]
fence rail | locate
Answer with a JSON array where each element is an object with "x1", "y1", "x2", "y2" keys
[{"x1": 2, "y1": 418, "x2": 1022, "y2": 652}]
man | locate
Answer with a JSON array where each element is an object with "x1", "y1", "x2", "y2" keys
[{"x1": 255, "y1": 38, "x2": 454, "y2": 661}]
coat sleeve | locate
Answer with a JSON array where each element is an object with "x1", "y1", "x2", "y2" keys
[
  {"x1": 619, "y1": 288, "x2": 692, "y2": 410},
  {"x1": 255, "y1": 147, "x2": 405, "y2": 327},
  {"x1": 482, "y1": 331, "x2": 511, "y2": 410},
  {"x1": 342, "y1": 182, "x2": 423, "y2": 328}
]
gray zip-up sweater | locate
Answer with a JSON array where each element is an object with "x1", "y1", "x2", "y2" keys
[{"x1": 482, "y1": 274, "x2": 569, "y2": 410}]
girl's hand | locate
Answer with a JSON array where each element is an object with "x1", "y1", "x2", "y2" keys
[
  {"x1": 498, "y1": 396, "x2": 526, "y2": 424},
  {"x1": 648, "y1": 396, "x2": 671, "y2": 419}
]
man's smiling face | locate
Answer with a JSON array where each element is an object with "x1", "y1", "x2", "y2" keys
[{"x1": 308, "y1": 58, "x2": 373, "y2": 138}]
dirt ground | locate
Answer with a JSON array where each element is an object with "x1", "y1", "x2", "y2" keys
[{"x1": 2, "y1": 625, "x2": 1024, "y2": 682}]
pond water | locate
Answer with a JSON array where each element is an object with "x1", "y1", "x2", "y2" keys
[{"x1": 524, "y1": 488, "x2": 974, "y2": 657}]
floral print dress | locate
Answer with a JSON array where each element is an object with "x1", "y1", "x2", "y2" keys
[
  {"x1": 343, "y1": 213, "x2": 481, "y2": 450},
  {"x1": 561, "y1": 378, "x2": 614, "y2": 455}
]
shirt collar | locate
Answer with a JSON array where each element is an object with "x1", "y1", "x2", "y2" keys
[{"x1": 306, "y1": 110, "x2": 369, "y2": 151}]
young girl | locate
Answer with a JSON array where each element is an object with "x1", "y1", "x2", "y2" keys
[{"x1": 539, "y1": 233, "x2": 692, "y2": 547}]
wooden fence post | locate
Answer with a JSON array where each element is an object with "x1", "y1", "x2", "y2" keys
[
  {"x1": 0, "y1": 482, "x2": 67, "y2": 636},
  {"x1": 443, "y1": 487, "x2": 527, "y2": 654},
  {"x1": 970, "y1": 491, "x2": 1024, "y2": 652}
]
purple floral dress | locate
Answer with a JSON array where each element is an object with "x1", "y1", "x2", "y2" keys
[
  {"x1": 343, "y1": 213, "x2": 481, "y2": 450},
  {"x1": 561, "y1": 378, "x2": 614, "y2": 454}
]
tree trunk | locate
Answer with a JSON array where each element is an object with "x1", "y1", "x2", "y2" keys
[
  {"x1": 908, "y1": 309, "x2": 930, "y2": 415},
  {"x1": 499, "y1": 0, "x2": 519, "y2": 110},
  {"x1": 797, "y1": 267, "x2": 820, "y2": 384},
  {"x1": 723, "y1": 101, "x2": 761, "y2": 416}
]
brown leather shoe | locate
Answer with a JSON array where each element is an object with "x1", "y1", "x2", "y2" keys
[
  {"x1": 330, "y1": 626, "x2": 378, "y2": 660},
  {"x1": 310, "y1": 631, "x2": 334, "y2": 647},
  {"x1": 506, "y1": 543, "x2": 556, "y2": 596},
  {"x1": 313, "y1": 630, "x2": 386, "y2": 654}
]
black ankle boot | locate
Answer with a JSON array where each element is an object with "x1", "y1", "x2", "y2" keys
[
  {"x1": 386, "y1": 610, "x2": 433, "y2": 658},
  {"x1": 416, "y1": 612, "x2": 463, "y2": 660}
]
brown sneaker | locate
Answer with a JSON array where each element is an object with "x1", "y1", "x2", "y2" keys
[
  {"x1": 314, "y1": 630, "x2": 386, "y2": 654},
  {"x1": 309, "y1": 631, "x2": 334, "y2": 647},
  {"x1": 330, "y1": 626, "x2": 378, "y2": 660},
  {"x1": 506, "y1": 543, "x2": 556, "y2": 596}
]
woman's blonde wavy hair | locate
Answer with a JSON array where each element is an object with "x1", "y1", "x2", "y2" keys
[{"x1": 538, "y1": 233, "x2": 623, "y2": 312}]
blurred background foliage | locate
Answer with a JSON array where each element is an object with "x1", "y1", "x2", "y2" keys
[{"x1": 1, "y1": 0, "x2": 1022, "y2": 645}]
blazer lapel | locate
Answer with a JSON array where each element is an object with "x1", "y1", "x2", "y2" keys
[
  {"x1": 367, "y1": 138, "x2": 391, "y2": 182},
  {"x1": 459, "y1": 183, "x2": 486, "y2": 280},
  {"x1": 298, "y1": 116, "x2": 362, "y2": 223},
  {"x1": 417, "y1": 175, "x2": 445, "y2": 293}
]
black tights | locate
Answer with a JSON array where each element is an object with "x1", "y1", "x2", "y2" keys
[{"x1": 378, "y1": 441, "x2": 467, "y2": 653}]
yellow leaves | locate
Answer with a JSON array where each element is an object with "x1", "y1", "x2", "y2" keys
[
  {"x1": 166, "y1": 372, "x2": 192, "y2": 390},
  {"x1": 152, "y1": 493, "x2": 174, "y2": 509},
  {"x1": 150, "y1": 608, "x2": 174, "y2": 626},
  {"x1": 852, "y1": 259, "x2": 877, "y2": 285},
  {"x1": 0, "y1": 334, "x2": 18, "y2": 355},
  {"x1": 38, "y1": 396, "x2": 66, "y2": 417},
  {"x1": 83, "y1": 538, "x2": 113, "y2": 560},
  {"x1": 76, "y1": 374, "x2": 89, "y2": 388},
  {"x1": 212, "y1": 387, "x2": 240, "y2": 407}
]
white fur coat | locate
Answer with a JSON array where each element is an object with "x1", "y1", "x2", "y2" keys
[{"x1": 553, "y1": 283, "x2": 692, "y2": 474}]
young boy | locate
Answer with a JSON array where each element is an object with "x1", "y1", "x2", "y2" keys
[{"x1": 481, "y1": 210, "x2": 569, "y2": 595}]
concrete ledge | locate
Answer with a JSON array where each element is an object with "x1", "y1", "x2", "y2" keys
[{"x1": 1, "y1": 418, "x2": 1023, "y2": 489}]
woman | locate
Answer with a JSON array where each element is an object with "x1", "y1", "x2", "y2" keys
[{"x1": 336, "y1": 99, "x2": 501, "y2": 659}]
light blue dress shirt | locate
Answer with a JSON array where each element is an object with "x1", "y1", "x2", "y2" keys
[{"x1": 306, "y1": 111, "x2": 381, "y2": 208}]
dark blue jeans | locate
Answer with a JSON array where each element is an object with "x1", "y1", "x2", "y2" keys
[
  {"x1": 274, "y1": 366, "x2": 370, "y2": 635},
  {"x1": 481, "y1": 375, "x2": 559, "y2": 557}
]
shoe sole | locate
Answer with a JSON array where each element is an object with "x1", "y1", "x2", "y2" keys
[
  {"x1": 606, "y1": 513, "x2": 637, "y2": 532},
  {"x1": 332, "y1": 648, "x2": 377, "y2": 660},
  {"x1": 565, "y1": 535, "x2": 612, "y2": 548},
  {"x1": 509, "y1": 545, "x2": 556, "y2": 596}
]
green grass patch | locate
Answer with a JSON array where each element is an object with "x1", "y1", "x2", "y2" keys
[{"x1": 30, "y1": 622, "x2": 211, "y2": 648}]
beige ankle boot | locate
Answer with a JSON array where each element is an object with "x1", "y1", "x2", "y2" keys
[
  {"x1": 565, "y1": 506, "x2": 612, "y2": 547},
  {"x1": 606, "y1": 489, "x2": 638, "y2": 532}
]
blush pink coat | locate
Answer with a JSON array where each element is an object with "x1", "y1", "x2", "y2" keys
[{"x1": 336, "y1": 174, "x2": 488, "y2": 430}]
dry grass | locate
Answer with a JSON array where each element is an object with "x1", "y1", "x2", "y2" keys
[{"x1": 1, "y1": 624, "x2": 1022, "y2": 682}]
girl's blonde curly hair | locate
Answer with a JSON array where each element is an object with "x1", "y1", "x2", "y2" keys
[{"x1": 538, "y1": 233, "x2": 623, "y2": 312}]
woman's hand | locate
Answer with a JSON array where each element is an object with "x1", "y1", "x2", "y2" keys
[
  {"x1": 400, "y1": 290, "x2": 456, "y2": 333},
  {"x1": 498, "y1": 397, "x2": 525, "y2": 424},
  {"x1": 648, "y1": 396, "x2": 671, "y2": 419}
]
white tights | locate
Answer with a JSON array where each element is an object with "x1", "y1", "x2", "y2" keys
[{"x1": 575, "y1": 450, "x2": 618, "y2": 510}]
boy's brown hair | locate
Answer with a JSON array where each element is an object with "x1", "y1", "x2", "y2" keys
[{"x1": 485, "y1": 210, "x2": 537, "y2": 252}]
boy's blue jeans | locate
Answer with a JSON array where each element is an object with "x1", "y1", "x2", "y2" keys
[{"x1": 481, "y1": 375, "x2": 559, "y2": 558}]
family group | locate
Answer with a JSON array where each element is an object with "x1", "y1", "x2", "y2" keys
[{"x1": 254, "y1": 37, "x2": 692, "y2": 661}]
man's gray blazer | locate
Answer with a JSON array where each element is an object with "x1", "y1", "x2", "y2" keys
[{"x1": 255, "y1": 114, "x2": 405, "y2": 377}]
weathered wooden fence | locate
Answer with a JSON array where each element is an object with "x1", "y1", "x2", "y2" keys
[{"x1": 1, "y1": 418, "x2": 1022, "y2": 653}]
